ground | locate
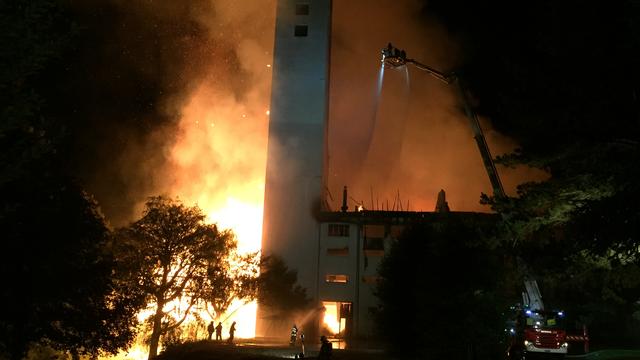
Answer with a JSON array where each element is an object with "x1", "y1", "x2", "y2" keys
[
  {"x1": 156, "y1": 339, "x2": 388, "y2": 360},
  {"x1": 155, "y1": 340, "x2": 640, "y2": 360}
]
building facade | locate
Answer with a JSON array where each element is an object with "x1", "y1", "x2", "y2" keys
[
  {"x1": 316, "y1": 210, "x2": 496, "y2": 339},
  {"x1": 259, "y1": 0, "x2": 332, "y2": 337}
]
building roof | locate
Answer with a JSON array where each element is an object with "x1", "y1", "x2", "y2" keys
[{"x1": 317, "y1": 210, "x2": 498, "y2": 226}]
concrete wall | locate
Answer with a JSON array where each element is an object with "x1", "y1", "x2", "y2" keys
[{"x1": 259, "y1": 0, "x2": 332, "y2": 337}]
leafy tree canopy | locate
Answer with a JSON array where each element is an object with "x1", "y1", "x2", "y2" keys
[
  {"x1": 258, "y1": 255, "x2": 311, "y2": 316},
  {"x1": 0, "y1": 172, "x2": 139, "y2": 359},
  {"x1": 376, "y1": 219, "x2": 509, "y2": 359},
  {"x1": 114, "y1": 196, "x2": 249, "y2": 359}
]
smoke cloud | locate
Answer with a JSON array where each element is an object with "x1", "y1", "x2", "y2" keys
[
  {"x1": 65, "y1": 0, "x2": 543, "y2": 228},
  {"x1": 63, "y1": 0, "x2": 275, "y2": 229},
  {"x1": 327, "y1": 0, "x2": 545, "y2": 212}
]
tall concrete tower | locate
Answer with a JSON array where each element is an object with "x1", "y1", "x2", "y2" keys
[{"x1": 260, "y1": 0, "x2": 332, "y2": 335}]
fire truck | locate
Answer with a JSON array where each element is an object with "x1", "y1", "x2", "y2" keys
[
  {"x1": 506, "y1": 308, "x2": 569, "y2": 359},
  {"x1": 505, "y1": 279, "x2": 569, "y2": 360}
]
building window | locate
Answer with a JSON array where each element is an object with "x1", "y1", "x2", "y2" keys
[
  {"x1": 364, "y1": 237, "x2": 384, "y2": 250},
  {"x1": 328, "y1": 224, "x2": 349, "y2": 237},
  {"x1": 327, "y1": 246, "x2": 349, "y2": 256},
  {"x1": 364, "y1": 237, "x2": 384, "y2": 256},
  {"x1": 295, "y1": 3, "x2": 309, "y2": 15},
  {"x1": 294, "y1": 24, "x2": 308, "y2": 37},
  {"x1": 325, "y1": 274, "x2": 348, "y2": 283},
  {"x1": 362, "y1": 275, "x2": 381, "y2": 284}
]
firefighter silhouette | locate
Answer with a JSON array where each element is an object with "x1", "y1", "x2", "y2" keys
[
  {"x1": 228, "y1": 321, "x2": 236, "y2": 344},
  {"x1": 215, "y1": 322, "x2": 223, "y2": 341},
  {"x1": 318, "y1": 336, "x2": 332, "y2": 360},
  {"x1": 206, "y1": 321, "x2": 214, "y2": 340}
]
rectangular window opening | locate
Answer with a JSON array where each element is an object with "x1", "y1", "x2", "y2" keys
[
  {"x1": 328, "y1": 224, "x2": 350, "y2": 237},
  {"x1": 364, "y1": 237, "x2": 384, "y2": 250},
  {"x1": 327, "y1": 246, "x2": 349, "y2": 256},
  {"x1": 294, "y1": 24, "x2": 308, "y2": 37},
  {"x1": 325, "y1": 274, "x2": 349, "y2": 284},
  {"x1": 295, "y1": 4, "x2": 309, "y2": 15},
  {"x1": 362, "y1": 275, "x2": 381, "y2": 284}
]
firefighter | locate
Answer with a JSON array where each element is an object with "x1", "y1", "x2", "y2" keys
[
  {"x1": 318, "y1": 336, "x2": 332, "y2": 360},
  {"x1": 228, "y1": 321, "x2": 236, "y2": 344},
  {"x1": 207, "y1": 321, "x2": 214, "y2": 340},
  {"x1": 290, "y1": 324, "x2": 298, "y2": 346},
  {"x1": 215, "y1": 322, "x2": 223, "y2": 341}
]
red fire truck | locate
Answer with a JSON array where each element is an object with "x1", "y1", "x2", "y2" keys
[{"x1": 507, "y1": 308, "x2": 568, "y2": 359}]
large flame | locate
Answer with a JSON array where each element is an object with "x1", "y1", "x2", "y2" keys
[
  {"x1": 322, "y1": 303, "x2": 341, "y2": 334},
  {"x1": 165, "y1": 83, "x2": 269, "y2": 339}
]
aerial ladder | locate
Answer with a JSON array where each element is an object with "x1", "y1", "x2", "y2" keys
[
  {"x1": 380, "y1": 43, "x2": 505, "y2": 199},
  {"x1": 380, "y1": 44, "x2": 594, "y2": 358}
]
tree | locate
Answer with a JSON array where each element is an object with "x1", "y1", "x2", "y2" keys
[
  {"x1": 0, "y1": 174, "x2": 140, "y2": 359},
  {"x1": 257, "y1": 255, "x2": 311, "y2": 316},
  {"x1": 375, "y1": 219, "x2": 509, "y2": 359},
  {"x1": 114, "y1": 196, "x2": 239, "y2": 359},
  {"x1": 203, "y1": 250, "x2": 259, "y2": 322}
]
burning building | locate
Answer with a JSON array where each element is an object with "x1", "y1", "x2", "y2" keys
[{"x1": 259, "y1": 0, "x2": 507, "y2": 340}]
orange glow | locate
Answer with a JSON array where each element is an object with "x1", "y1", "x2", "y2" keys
[
  {"x1": 322, "y1": 302, "x2": 340, "y2": 334},
  {"x1": 160, "y1": 83, "x2": 268, "y2": 338}
]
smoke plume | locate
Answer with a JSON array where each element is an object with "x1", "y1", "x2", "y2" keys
[{"x1": 327, "y1": 0, "x2": 545, "y2": 212}]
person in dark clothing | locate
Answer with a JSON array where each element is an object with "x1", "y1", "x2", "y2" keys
[
  {"x1": 228, "y1": 321, "x2": 237, "y2": 344},
  {"x1": 207, "y1": 321, "x2": 214, "y2": 340},
  {"x1": 215, "y1": 321, "x2": 223, "y2": 341},
  {"x1": 318, "y1": 336, "x2": 332, "y2": 360}
]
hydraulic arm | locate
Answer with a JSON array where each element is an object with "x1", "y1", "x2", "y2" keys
[{"x1": 381, "y1": 43, "x2": 505, "y2": 198}]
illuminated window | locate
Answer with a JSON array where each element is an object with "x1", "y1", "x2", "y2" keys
[
  {"x1": 328, "y1": 224, "x2": 349, "y2": 237},
  {"x1": 362, "y1": 276, "x2": 381, "y2": 284},
  {"x1": 325, "y1": 274, "x2": 348, "y2": 283},
  {"x1": 294, "y1": 25, "x2": 308, "y2": 37},
  {"x1": 327, "y1": 247, "x2": 349, "y2": 256},
  {"x1": 295, "y1": 4, "x2": 309, "y2": 15}
]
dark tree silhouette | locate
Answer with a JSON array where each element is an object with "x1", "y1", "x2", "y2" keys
[
  {"x1": 258, "y1": 255, "x2": 311, "y2": 316},
  {"x1": 114, "y1": 196, "x2": 243, "y2": 359},
  {"x1": 204, "y1": 250, "x2": 259, "y2": 322},
  {"x1": 0, "y1": 174, "x2": 140, "y2": 359},
  {"x1": 1, "y1": 1, "x2": 140, "y2": 358},
  {"x1": 375, "y1": 220, "x2": 508, "y2": 359}
]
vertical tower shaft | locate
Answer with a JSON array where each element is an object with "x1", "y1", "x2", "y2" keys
[{"x1": 259, "y1": 0, "x2": 332, "y2": 335}]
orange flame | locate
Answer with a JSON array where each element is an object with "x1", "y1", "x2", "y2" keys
[{"x1": 163, "y1": 83, "x2": 269, "y2": 338}]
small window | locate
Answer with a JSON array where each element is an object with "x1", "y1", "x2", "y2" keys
[
  {"x1": 294, "y1": 25, "x2": 308, "y2": 37},
  {"x1": 295, "y1": 4, "x2": 309, "y2": 15},
  {"x1": 364, "y1": 237, "x2": 384, "y2": 257},
  {"x1": 362, "y1": 276, "x2": 381, "y2": 284},
  {"x1": 327, "y1": 247, "x2": 349, "y2": 256},
  {"x1": 326, "y1": 274, "x2": 349, "y2": 283},
  {"x1": 364, "y1": 237, "x2": 384, "y2": 250},
  {"x1": 328, "y1": 224, "x2": 349, "y2": 237}
]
